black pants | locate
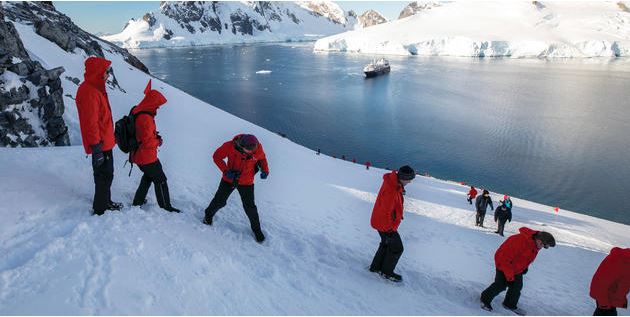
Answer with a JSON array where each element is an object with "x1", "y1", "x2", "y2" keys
[
  {"x1": 594, "y1": 305, "x2": 618, "y2": 316},
  {"x1": 476, "y1": 211, "x2": 486, "y2": 227},
  {"x1": 467, "y1": 197, "x2": 473, "y2": 204},
  {"x1": 93, "y1": 150, "x2": 114, "y2": 213},
  {"x1": 481, "y1": 270, "x2": 523, "y2": 309},
  {"x1": 370, "y1": 231, "x2": 404, "y2": 275},
  {"x1": 497, "y1": 219, "x2": 507, "y2": 236},
  {"x1": 205, "y1": 180, "x2": 261, "y2": 233},
  {"x1": 133, "y1": 160, "x2": 174, "y2": 209}
]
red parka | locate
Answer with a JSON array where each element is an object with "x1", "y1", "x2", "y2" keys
[
  {"x1": 130, "y1": 80, "x2": 167, "y2": 166},
  {"x1": 468, "y1": 187, "x2": 478, "y2": 199},
  {"x1": 590, "y1": 247, "x2": 630, "y2": 308},
  {"x1": 370, "y1": 171, "x2": 405, "y2": 232},
  {"x1": 495, "y1": 227, "x2": 541, "y2": 282},
  {"x1": 213, "y1": 135, "x2": 269, "y2": 186},
  {"x1": 75, "y1": 57, "x2": 115, "y2": 154}
]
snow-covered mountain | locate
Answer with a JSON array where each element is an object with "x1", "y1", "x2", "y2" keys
[
  {"x1": 357, "y1": 9, "x2": 388, "y2": 29},
  {"x1": 398, "y1": 1, "x2": 442, "y2": 19},
  {"x1": 2, "y1": 1, "x2": 630, "y2": 315},
  {"x1": 0, "y1": 2, "x2": 148, "y2": 147},
  {"x1": 104, "y1": 1, "x2": 359, "y2": 49},
  {"x1": 315, "y1": 1, "x2": 630, "y2": 57}
]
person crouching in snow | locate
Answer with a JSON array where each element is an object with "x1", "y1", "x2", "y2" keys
[
  {"x1": 480, "y1": 227, "x2": 556, "y2": 315},
  {"x1": 467, "y1": 186, "x2": 478, "y2": 205},
  {"x1": 203, "y1": 134, "x2": 269, "y2": 243},
  {"x1": 369, "y1": 165, "x2": 416, "y2": 283},
  {"x1": 75, "y1": 56, "x2": 123, "y2": 215},
  {"x1": 494, "y1": 199, "x2": 512, "y2": 236},
  {"x1": 590, "y1": 247, "x2": 630, "y2": 316},
  {"x1": 475, "y1": 189, "x2": 494, "y2": 227},
  {"x1": 130, "y1": 80, "x2": 180, "y2": 213}
]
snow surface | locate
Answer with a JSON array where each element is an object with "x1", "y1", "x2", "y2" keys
[
  {"x1": 103, "y1": 1, "x2": 354, "y2": 49},
  {"x1": 1, "y1": 13, "x2": 630, "y2": 316},
  {"x1": 314, "y1": 1, "x2": 630, "y2": 57}
]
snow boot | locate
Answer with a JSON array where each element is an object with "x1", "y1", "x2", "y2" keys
[
  {"x1": 480, "y1": 300, "x2": 493, "y2": 312},
  {"x1": 165, "y1": 206, "x2": 181, "y2": 213},
  {"x1": 254, "y1": 230, "x2": 265, "y2": 243},
  {"x1": 202, "y1": 215, "x2": 213, "y2": 226},
  {"x1": 503, "y1": 303, "x2": 526, "y2": 316},
  {"x1": 381, "y1": 272, "x2": 403, "y2": 282},
  {"x1": 107, "y1": 201, "x2": 124, "y2": 211}
]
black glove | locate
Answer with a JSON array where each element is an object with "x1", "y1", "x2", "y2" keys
[
  {"x1": 260, "y1": 172, "x2": 268, "y2": 179},
  {"x1": 90, "y1": 143, "x2": 104, "y2": 169},
  {"x1": 156, "y1": 132, "x2": 163, "y2": 147},
  {"x1": 224, "y1": 169, "x2": 240, "y2": 181},
  {"x1": 522, "y1": 268, "x2": 528, "y2": 275}
]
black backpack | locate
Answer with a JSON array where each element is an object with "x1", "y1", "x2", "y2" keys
[{"x1": 114, "y1": 107, "x2": 152, "y2": 154}]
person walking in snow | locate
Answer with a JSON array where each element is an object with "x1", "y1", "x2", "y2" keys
[
  {"x1": 369, "y1": 165, "x2": 416, "y2": 283},
  {"x1": 75, "y1": 56, "x2": 123, "y2": 216},
  {"x1": 475, "y1": 189, "x2": 494, "y2": 227},
  {"x1": 130, "y1": 80, "x2": 180, "y2": 213},
  {"x1": 203, "y1": 134, "x2": 269, "y2": 243},
  {"x1": 494, "y1": 200, "x2": 512, "y2": 236},
  {"x1": 467, "y1": 186, "x2": 478, "y2": 205},
  {"x1": 480, "y1": 227, "x2": 556, "y2": 315},
  {"x1": 590, "y1": 247, "x2": 630, "y2": 316}
]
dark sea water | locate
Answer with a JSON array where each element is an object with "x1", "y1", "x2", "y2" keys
[{"x1": 132, "y1": 43, "x2": 630, "y2": 225}]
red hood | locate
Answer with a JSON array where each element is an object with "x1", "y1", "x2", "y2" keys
[
  {"x1": 610, "y1": 247, "x2": 630, "y2": 264},
  {"x1": 518, "y1": 227, "x2": 538, "y2": 237},
  {"x1": 83, "y1": 56, "x2": 111, "y2": 93},
  {"x1": 383, "y1": 171, "x2": 403, "y2": 191},
  {"x1": 133, "y1": 80, "x2": 167, "y2": 114}
]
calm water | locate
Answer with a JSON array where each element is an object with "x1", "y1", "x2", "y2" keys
[{"x1": 132, "y1": 43, "x2": 630, "y2": 225}]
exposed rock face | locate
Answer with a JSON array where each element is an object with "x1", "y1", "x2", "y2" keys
[
  {"x1": 0, "y1": 2, "x2": 150, "y2": 147},
  {"x1": 357, "y1": 10, "x2": 387, "y2": 28},
  {"x1": 398, "y1": 1, "x2": 442, "y2": 19},
  {"x1": 0, "y1": 6, "x2": 69, "y2": 147}
]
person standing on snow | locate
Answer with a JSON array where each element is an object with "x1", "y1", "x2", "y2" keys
[
  {"x1": 590, "y1": 247, "x2": 630, "y2": 316},
  {"x1": 475, "y1": 189, "x2": 494, "y2": 227},
  {"x1": 203, "y1": 134, "x2": 269, "y2": 243},
  {"x1": 369, "y1": 165, "x2": 416, "y2": 283},
  {"x1": 467, "y1": 186, "x2": 478, "y2": 205},
  {"x1": 480, "y1": 227, "x2": 556, "y2": 315},
  {"x1": 494, "y1": 200, "x2": 512, "y2": 236},
  {"x1": 130, "y1": 80, "x2": 180, "y2": 213},
  {"x1": 75, "y1": 56, "x2": 123, "y2": 216}
]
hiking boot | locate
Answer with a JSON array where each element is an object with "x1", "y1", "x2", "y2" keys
[
  {"x1": 254, "y1": 230, "x2": 265, "y2": 243},
  {"x1": 381, "y1": 272, "x2": 403, "y2": 282},
  {"x1": 502, "y1": 303, "x2": 526, "y2": 315},
  {"x1": 480, "y1": 300, "x2": 493, "y2": 311},
  {"x1": 107, "y1": 201, "x2": 124, "y2": 211},
  {"x1": 92, "y1": 209, "x2": 105, "y2": 216},
  {"x1": 202, "y1": 216, "x2": 213, "y2": 226},
  {"x1": 369, "y1": 267, "x2": 380, "y2": 273},
  {"x1": 165, "y1": 206, "x2": 181, "y2": 213}
]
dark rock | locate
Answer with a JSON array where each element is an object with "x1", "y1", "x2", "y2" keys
[
  {"x1": 0, "y1": 86, "x2": 30, "y2": 109},
  {"x1": 143, "y1": 13, "x2": 156, "y2": 27},
  {"x1": 65, "y1": 76, "x2": 80, "y2": 85},
  {"x1": 35, "y1": 19, "x2": 77, "y2": 52}
]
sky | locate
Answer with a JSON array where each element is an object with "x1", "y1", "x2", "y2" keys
[{"x1": 53, "y1": 1, "x2": 410, "y2": 35}]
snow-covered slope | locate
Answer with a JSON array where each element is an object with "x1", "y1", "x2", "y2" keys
[
  {"x1": 1, "y1": 3, "x2": 630, "y2": 316},
  {"x1": 315, "y1": 1, "x2": 630, "y2": 57},
  {"x1": 103, "y1": 1, "x2": 358, "y2": 49}
]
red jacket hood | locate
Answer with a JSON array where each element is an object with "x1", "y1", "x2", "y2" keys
[
  {"x1": 610, "y1": 247, "x2": 630, "y2": 263},
  {"x1": 519, "y1": 227, "x2": 538, "y2": 237},
  {"x1": 133, "y1": 80, "x2": 167, "y2": 114},
  {"x1": 83, "y1": 57, "x2": 111, "y2": 93},
  {"x1": 383, "y1": 171, "x2": 403, "y2": 191}
]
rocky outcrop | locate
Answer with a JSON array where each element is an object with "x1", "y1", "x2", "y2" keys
[
  {"x1": 398, "y1": 1, "x2": 441, "y2": 19},
  {"x1": 0, "y1": 6, "x2": 69, "y2": 147},
  {"x1": 357, "y1": 10, "x2": 387, "y2": 28}
]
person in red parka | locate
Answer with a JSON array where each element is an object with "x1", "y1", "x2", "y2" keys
[
  {"x1": 467, "y1": 186, "x2": 478, "y2": 205},
  {"x1": 480, "y1": 227, "x2": 556, "y2": 315},
  {"x1": 203, "y1": 134, "x2": 269, "y2": 243},
  {"x1": 590, "y1": 247, "x2": 630, "y2": 316},
  {"x1": 130, "y1": 80, "x2": 180, "y2": 213},
  {"x1": 368, "y1": 165, "x2": 415, "y2": 283},
  {"x1": 75, "y1": 56, "x2": 122, "y2": 215}
]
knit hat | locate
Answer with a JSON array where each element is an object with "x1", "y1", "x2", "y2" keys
[
  {"x1": 535, "y1": 231, "x2": 556, "y2": 248},
  {"x1": 397, "y1": 165, "x2": 416, "y2": 181},
  {"x1": 238, "y1": 134, "x2": 258, "y2": 151}
]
